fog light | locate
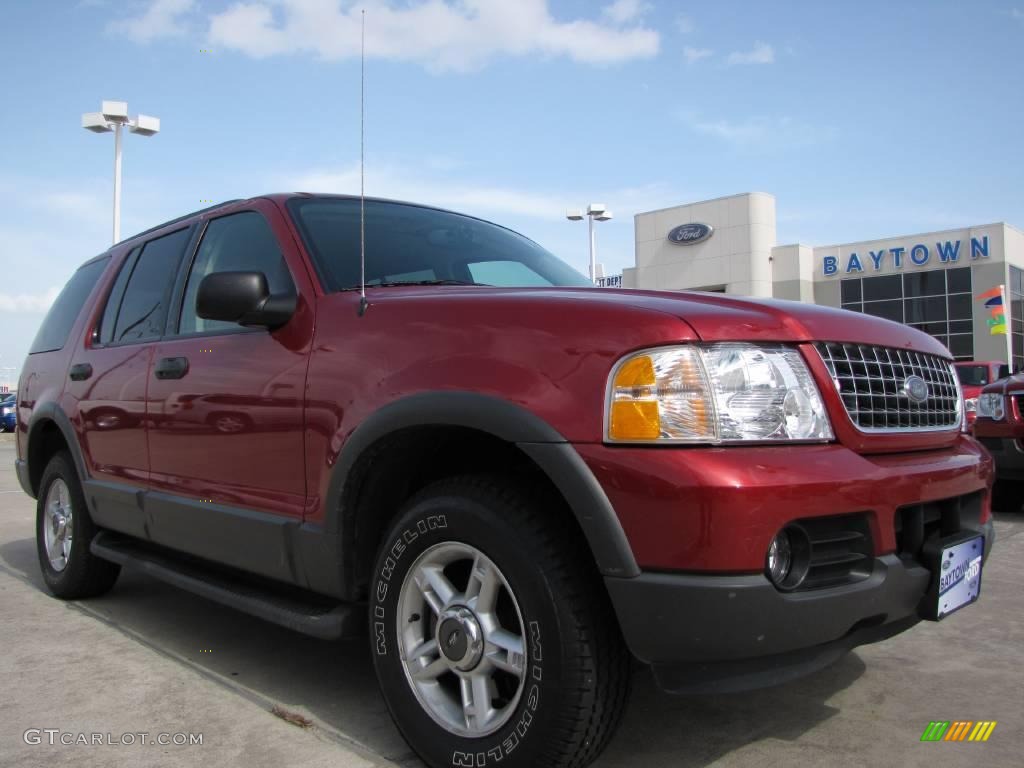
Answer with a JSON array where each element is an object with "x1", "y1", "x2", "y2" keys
[{"x1": 766, "y1": 531, "x2": 793, "y2": 585}]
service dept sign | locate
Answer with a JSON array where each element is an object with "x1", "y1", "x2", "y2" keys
[{"x1": 667, "y1": 223, "x2": 713, "y2": 246}]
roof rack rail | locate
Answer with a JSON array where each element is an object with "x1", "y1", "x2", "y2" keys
[{"x1": 120, "y1": 199, "x2": 244, "y2": 244}]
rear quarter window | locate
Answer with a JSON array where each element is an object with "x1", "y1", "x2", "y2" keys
[{"x1": 29, "y1": 257, "x2": 110, "y2": 354}]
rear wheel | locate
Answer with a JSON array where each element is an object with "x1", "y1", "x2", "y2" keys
[
  {"x1": 369, "y1": 476, "x2": 631, "y2": 768},
  {"x1": 36, "y1": 452, "x2": 120, "y2": 599}
]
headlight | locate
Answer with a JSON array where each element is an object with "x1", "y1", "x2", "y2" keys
[
  {"x1": 606, "y1": 343, "x2": 833, "y2": 443},
  {"x1": 964, "y1": 397, "x2": 978, "y2": 414},
  {"x1": 978, "y1": 393, "x2": 1005, "y2": 420},
  {"x1": 0, "y1": 406, "x2": 11, "y2": 416}
]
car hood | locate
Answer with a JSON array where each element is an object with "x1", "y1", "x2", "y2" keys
[
  {"x1": 982, "y1": 373, "x2": 1024, "y2": 395},
  {"x1": 448, "y1": 287, "x2": 951, "y2": 357},
  {"x1": 368, "y1": 285, "x2": 951, "y2": 356}
]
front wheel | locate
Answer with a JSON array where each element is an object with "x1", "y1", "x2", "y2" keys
[{"x1": 370, "y1": 476, "x2": 631, "y2": 768}]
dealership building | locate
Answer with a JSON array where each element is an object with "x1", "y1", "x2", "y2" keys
[{"x1": 621, "y1": 192, "x2": 1024, "y2": 370}]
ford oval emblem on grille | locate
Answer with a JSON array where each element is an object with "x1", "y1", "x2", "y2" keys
[
  {"x1": 903, "y1": 375, "x2": 929, "y2": 404},
  {"x1": 667, "y1": 222, "x2": 713, "y2": 245}
]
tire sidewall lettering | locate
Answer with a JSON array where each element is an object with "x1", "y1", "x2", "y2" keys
[
  {"x1": 370, "y1": 499, "x2": 564, "y2": 768},
  {"x1": 373, "y1": 513, "x2": 448, "y2": 656},
  {"x1": 449, "y1": 621, "x2": 542, "y2": 767}
]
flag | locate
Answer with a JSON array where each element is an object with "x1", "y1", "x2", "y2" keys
[
  {"x1": 976, "y1": 286, "x2": 1004, "y2": 301},
  {"x1": 977, "y1": 285, "x2": 1008, "y2": 336}
]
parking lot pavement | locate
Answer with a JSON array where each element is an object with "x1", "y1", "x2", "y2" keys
[{"x1": 1, "y1": 431, "x2": 1021, "y2": 768}]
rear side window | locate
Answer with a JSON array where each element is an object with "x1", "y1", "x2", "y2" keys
[
  {"x1": 29, "y1": 257, "x2": 110, "y2": 354},
  {"x1": 96, "y1": 247, "x2": 141, "y2": 345},
  {"x1": 112, "y1": 228, "x2": 191, "y2": 344}
]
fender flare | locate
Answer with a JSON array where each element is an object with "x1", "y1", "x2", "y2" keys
[
  {"x1": 325, "y1": 391, "x2": 640, "y2": 579},
  {"x1": 25, "y1": 402, "x2": 92, "y2": 494}
]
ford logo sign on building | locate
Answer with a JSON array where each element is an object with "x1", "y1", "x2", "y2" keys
[{"x1": 668, "y1": 222, "x2": 714, "y2": 246}]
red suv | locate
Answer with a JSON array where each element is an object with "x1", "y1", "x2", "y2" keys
[
  {"x1": 15, "y1": 195, "x2": 994, "y2": 768},
  {"x1": 954, "y1": 360, "x2": 1009, "y2": 425},
  {"x1": 974, "y1": 373, "x2": 1024, "y2": 482}
]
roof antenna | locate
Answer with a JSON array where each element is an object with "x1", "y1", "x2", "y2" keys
[{"x1": 357, "y1": 8, "x2": 369, "y2": 317}]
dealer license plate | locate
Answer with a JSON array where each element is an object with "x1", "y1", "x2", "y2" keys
[{"x1": 936, "y1": 536, "x2": 983, "y2": 619}]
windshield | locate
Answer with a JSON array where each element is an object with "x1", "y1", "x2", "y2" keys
[
  {"x1": 955, "y1": 365, "x2": 991, "y2": 387},
  {"x1": 287, "y1": 198, "x2": 591, "y2": 291}
]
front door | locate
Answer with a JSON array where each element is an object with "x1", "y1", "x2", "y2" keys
[{"x1": 144, "y1": 202, "x2": 315, "y2": 575}]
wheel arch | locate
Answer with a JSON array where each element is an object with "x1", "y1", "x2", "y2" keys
[
  {"x1": 25, "y1": 403, "x2": 90, "y2": 499},
  {"x1": 325, "y1": 392, "x2": 640, "y2": 600}
]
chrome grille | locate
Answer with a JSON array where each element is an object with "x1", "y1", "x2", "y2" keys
[{"x1": 815, "y1": 342, "x2": 961, "y2": 432}]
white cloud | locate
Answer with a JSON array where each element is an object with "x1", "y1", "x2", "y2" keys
[
  {"x1": 726, "y1": 41, "x2": 774, "y2": 65},
  {"x1": 107, "y1": 0, "x2": 195, "y2": 42},
  {"x1": 675, "y1": 14, "x2": 695, "y2": 33},
  {"x1": 602, "y1": 0, "x2": 651, "y2": 25},
  {"x1": 683, "y1": 46, "x2": 713, "y2": 63},
  {"x1": 34, "y1": 191, "x2": 110, "y2": 223},
  {"x1": 207, "y1": 0, "x2": 659, "y2": 72},
  {"x1": 283, "y1": 164, "x2": 570, "y2": 220},
  {"x1": 683, "y1": 114, "x2": 835, "y2": 148},
  {"x1": 0, "y1": 287, "x2": 61, "y2": 314},
  {"x1": 278, "y1": 163, "x2": 681, "y2": 223}
]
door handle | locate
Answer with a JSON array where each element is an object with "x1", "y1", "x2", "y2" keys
[
  {"x1": 69, "y1": 363, "x2": 93, "y2": 381},
  {"x1": 154, "y1": 357, "x2": 189, "y2": 380}
]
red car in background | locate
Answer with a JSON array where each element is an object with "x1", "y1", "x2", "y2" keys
[
  {"x1": 974, "y1": 373, "x2": 1024, "y2": 483},
  {"x1": 956, "y1": 361, "x2": 1010, "y2": 426}
]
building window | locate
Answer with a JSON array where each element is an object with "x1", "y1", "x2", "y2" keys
[
  {"x1": 840, "y1": 266, "x2": 973, "y2": 360},
  {"x1": 1011, "y1": 265, "x2": 1023, "y2": 372}
]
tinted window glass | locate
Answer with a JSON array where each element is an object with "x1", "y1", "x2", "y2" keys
[
  {"x1": 909, "y1": 321, "x2": 947, "y2": 336},
  {"x1": 29, "y1": 257, "x2": 110, "y2": 354},
  {"x1": 947, "y1": 267, "x2": 972, "y2": 294},
  {"x1": 288, "y1": 198, "x2": 590, "y2": 290},
  {"x1": 368, "y1": 268, "x2": 435, "y2": 285},
  {"x1": 863, "y1": 299, "x2": 903, "y2": 323},
  {"x1": 947, "y1": 293, "x2": 972, "y2": 321},
  {"x1": 862, "y1": 274, "x2": 902, "y2": 302},
  {"x1": 98, "y1": 248, "x2": 140, "y2": 345},
  {"x1": 840, "y1": 279, "x2": 861, "y2": 303},
  {"x1": 904, "y1": 296, "x2": 947, "y2": 323},
  {"x1": 180, "y1": 213, "x2": 294, "y2": 335},
  {"x1": 948, "y1": 335, "x2": 973, "y2": 359},
  {"x1": 955, "y1": 365, "x2": 990, "y2": 386},
  {"x1": 903, "y1": 270, "x2": 946, "y2": 298},
  {"x1": 114, "y1": 228, "x2": 190, "y2": 344},
  {"x1": 467, "y1": 260, "x2": 554, "y2": 286}
]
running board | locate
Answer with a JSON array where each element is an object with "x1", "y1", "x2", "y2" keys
[{"x1": 90, "y1": 532, "x2": 363, "y2": 640}]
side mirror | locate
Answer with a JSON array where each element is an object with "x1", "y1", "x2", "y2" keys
[{"x1": 196, "y1": 271, "x2": 295, "y2": 330}]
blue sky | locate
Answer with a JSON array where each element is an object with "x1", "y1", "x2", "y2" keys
[{"x1": 2, "y1": 0, "x2": 1023, "y2": 382}]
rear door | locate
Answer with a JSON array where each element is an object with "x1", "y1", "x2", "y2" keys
[
  {"x1": 144, "y1": 201, "x2": 314, "y2": 570},
  {"x1": 67, "y1": 228, "x2": 193, "y2": 536}
]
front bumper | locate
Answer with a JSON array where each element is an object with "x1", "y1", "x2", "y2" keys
[
  {"x1": 977, "y1": 436, "x2": 1024, "y2": 481},
  {"x1": 577, "y1": 436, "x2": 994, "y2": 692},
  {"x1": 606, "y1": 519, "x2": 992, "y2": 693}
]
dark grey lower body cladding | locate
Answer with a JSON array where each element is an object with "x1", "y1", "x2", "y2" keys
[{"x1": 90, "y1": 532, "x2": 363, "y2": 640}]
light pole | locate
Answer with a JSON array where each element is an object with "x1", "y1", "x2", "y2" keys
[
  {"x1": 566, "y1": 203, "x2": 613, "y2": 284},
  {"x1": 82, "y1": 101, "x2": 160, "y2": 244}
]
